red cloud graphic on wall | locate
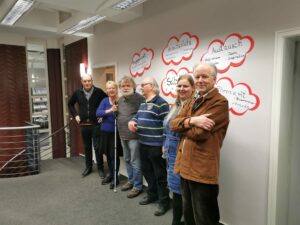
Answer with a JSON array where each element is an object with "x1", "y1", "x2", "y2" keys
[
  {"x1": 216, "y1": 77, "x2": 260, "y2": 116},
  {"x1": 130, "y1": 48, "x2": 154, "y2": 77},
  {"x1": 201, "y1": 33, "x2": 254, "y2": 73},
  {"x1": 162, "y1": 32, "x2": 199, "y2": 65},
  {"x1": 161, "y1": 67, "x2": 193, "y2": 98}
]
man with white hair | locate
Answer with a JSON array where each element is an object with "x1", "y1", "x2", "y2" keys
[
  {"x1": 68, "y1": 74, "x2": 107, "y2": 178},
  {"x1": 128, "y1": 77, "x2": 170, "y2": 216},
  {"x1": 171, "y1": 62, "x2": 230, "y2": 225}
]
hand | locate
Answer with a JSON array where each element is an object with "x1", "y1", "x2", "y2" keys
[
  {"x1": 162, "y1": 146, "x2": 166, "y2": 159},
  {"x1": 128, "y1": 121, "x2": 138, "y2": 133},
  {"x1": 97, "y1": 117, "x2": 103, "y2": 123},
  {"x1": 190, "y1": 113, "x2": 215, "y2": 130},
  {"x1": 75, "y1": 115, "x2": 80, "y2": 124},
  {"x1": 111, "y1": 104, "x2": 118, "y2": 112},
  {"x1": 107, "y1": 104, "x2": 118, "y2": 114}
]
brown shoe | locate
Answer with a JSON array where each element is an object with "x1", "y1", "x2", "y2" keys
[
  {"x1": 121, "y1": 182, "x2": 133, "y2": 191},
  {"x1": 127, "y1": 187, "x2": 143, "y2": 198}
]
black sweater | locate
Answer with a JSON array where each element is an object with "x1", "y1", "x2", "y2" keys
[{"x1": 68, "y1": 86, "x2": 107, "y2": 124}]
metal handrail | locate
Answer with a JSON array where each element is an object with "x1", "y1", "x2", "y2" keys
[
  {"x1": 0, "y1": 124, "x2": 40, "y2": 130},
  {"x1": 0, "y1": 123, "x2": 40, "y2": 177},
  {"x1": 0, "y1": 121, "x2": 72, "y2": 177}
]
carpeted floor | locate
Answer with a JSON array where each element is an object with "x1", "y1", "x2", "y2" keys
[{"x1": 0, "y1": 157, "x2": 172, "y2": 225}]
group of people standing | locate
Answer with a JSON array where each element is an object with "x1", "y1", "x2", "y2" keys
[{"x1": 68, "y1": 62, "x2": 229, "y2": 225}]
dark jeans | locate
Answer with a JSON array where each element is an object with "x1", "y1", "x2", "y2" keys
[
  {"x1": 140, "y1": 144, "x2": 170, "y2": 207},
  {"x1": 181, "y1": 178, "x2": 220, "y2": 225},
  {"x1": 80, "y1": 125, "x2": 103, "y2": 170},
  {"x1": 172, "y1": 192, "x2": 184, "y2": 225},
  {"x1": 98, "y1": 131, "x2": 120, "y2": 179},
  {"x1": 105, "y1": 132, "x2": 120, "y2": 180}
]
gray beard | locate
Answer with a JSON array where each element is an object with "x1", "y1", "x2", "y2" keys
[{"x1": 122, "y1": 89, "x2": 134, "y2": 97}]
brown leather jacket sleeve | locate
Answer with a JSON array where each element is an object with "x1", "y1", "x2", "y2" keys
[
  {"x1": 170, "y1": 99, "x2": 193, "y2": 133},
  {"x1": 170, "y1": 97, "x2": 229, "y2": 142}
]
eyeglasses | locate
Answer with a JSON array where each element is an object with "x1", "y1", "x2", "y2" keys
[{"x1": 141, "y1": 83, "x2": 152, "y2": 88}]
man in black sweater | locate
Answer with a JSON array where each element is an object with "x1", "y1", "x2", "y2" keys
[{"x1": 68, "y1": 74, "x2": 107, "y2": 177}]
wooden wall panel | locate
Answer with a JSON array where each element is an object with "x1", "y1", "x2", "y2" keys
[
  {"x1": 0, "y1": 44, "x2": 30, "y2": 174},
  {"x1": 0, "y1": 44, "x2": 30, "y2": 126},
  {"x1": 65, "y1": 38, "x2": 88, "y2": 157},
  {"x1": 47, "y1": 49, "x2": 66, "y2": 158}
]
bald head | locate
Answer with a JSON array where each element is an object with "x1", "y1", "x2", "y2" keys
[{"x1": 81, "y1": 74, "x2": 93, "y2": 91}]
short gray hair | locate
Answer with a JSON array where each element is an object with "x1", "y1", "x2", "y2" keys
[
  {"x1": 144, "y1": 77, "x2": 160, "y2": 95},
  {"x1": 81, "y1": 74, "x2": 93, "y2": 80},
  {"x1": 118, "y1": 76, "x2": 136, "y2": 89},
  {"x1": 193, "y1": 62, "x2": 218, "y2": 78}
]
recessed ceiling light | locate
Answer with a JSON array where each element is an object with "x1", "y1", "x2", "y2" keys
[
  {"x1": 1, "y1": 0, "x2": 34, "y2": 26},
  {"x1": 112, "y1": 0, "x2": 146, "y2": 10},
  {"x1": 63, "y1": 15, "x2": 106, "y2": 35}
]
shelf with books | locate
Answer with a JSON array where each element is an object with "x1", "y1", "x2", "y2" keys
[{"x1": 27, "y1": 42, "x2": 52, "y2": 156}]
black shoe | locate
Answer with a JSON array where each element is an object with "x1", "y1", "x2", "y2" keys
[
  {"x1": 82, "y1": 168, "x2": 92, "y2": 177},
  {"x1": 98, "y1": 169, "x2": 105, "y2": 179},
  {"x1": 154, "y1": 204, "x2": 170, "y2": 216},
  {"x1": 172, "y1": 221, "x2": 185, "y2": 225},
  {"x1": 101, "y1": 176, "x2": 112, "y2": 185},
  {"x1": 109, "y1": 179, "x2": 119, "y2": 189},
  {"x1": 139, "y1": 196, "x2": 157, "y2": 205}
]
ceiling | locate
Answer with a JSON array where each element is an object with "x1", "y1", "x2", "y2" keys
[{"x1": 0, "y1": 0, "x2": 148, "y2": 37}]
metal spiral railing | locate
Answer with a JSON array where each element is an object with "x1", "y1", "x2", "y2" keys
[
  {"x1": 39, "y1": 121, "x2": 72, "y2": 160},
  {"x1": 0, "y1": 124, "x2": 40, "y2": 177},
  {"x1": 0, "y1": 121, "x2": 71, "y2": 178}
]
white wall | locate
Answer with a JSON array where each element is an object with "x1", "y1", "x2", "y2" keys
[
  {"x1": 0, "y1": 31, "x2": 62, "y2": 49},
  {"x1": 88, "y1": 0, "x2": 300, "y2": 225},
  {"x1": 0, "y1": 31, "x2": 26, "y2": 46}
]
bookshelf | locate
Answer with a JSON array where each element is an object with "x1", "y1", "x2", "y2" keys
[{"x1": 27, "y1": 43, "x2": 52, "y2": 157}]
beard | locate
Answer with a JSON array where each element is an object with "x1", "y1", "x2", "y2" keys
[{"x1": 122, "y1": 88, "x2": 134, "y2": 97}]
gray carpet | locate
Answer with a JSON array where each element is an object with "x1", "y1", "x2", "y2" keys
[{"x1": 0, "y1": 157, "x2": 172, "y2": 225}]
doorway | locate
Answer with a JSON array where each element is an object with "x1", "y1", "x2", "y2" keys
[
  {"x1": 268, "y1": 29, "x2": 300, "y2": 225},
  {"x1": 93, "y1": 65, "x2": 116, "y2": 89},
  {"x1": 287, "y1": 41, "x2": 300, "y2": 225}
]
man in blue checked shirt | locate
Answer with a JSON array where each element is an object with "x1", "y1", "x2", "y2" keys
[{"x1": 128, "y1": 77, "x2": 170, "y2": 216}]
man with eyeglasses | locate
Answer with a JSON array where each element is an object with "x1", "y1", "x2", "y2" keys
[
  {"x1": 171, "y1": 62, "x2": 230, "y2": 225},
  {"x1": 128, "y1": 77, "x2": 170, "y2": 216}
]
